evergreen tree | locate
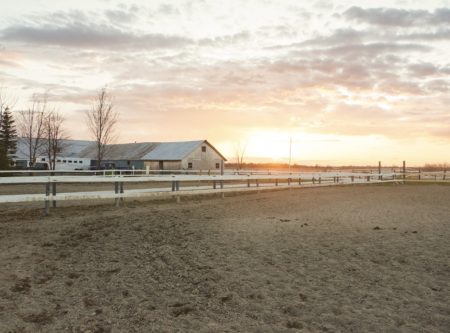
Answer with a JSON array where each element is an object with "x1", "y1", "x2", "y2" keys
[{"x1": 0, "y1": 107, "x2": 17, "y2": 169}]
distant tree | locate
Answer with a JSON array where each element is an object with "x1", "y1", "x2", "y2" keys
[
  {"x1": 86, "y1": 88, "x2": 118, "y2": 168},
  {"x1": 17, "y1": 95, "x2": 48, "y2": 167},
  {"x1": 43, "y1": 111, "x2": 68, "y2": 170},
  {"x1": 0, "y1": 107, "x2": 17, "y2": 169},
  {"x1": 0, "y1": 86, "x2": 17, "y2": 126},
  {"x1": 234, "y1": 141, "x2": 247, "y2": 170}
]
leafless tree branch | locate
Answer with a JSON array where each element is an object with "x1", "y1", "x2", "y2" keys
[{"x1": 86, "y1": 88, "x2": 118, "y2": 168}]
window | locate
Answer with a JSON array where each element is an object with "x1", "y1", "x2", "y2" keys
[
  {"x1": 41, "y1": 158, "x2": 45, "y2": 161},
  {"x1": 201, "y1": 146, "x2": 206, "y2": 152},
  {"x1": 216, "y1": 163, "x2": 220, "y2": 169},
  {"x1": 73, "y1": 161, "x2": 78, "y2": 163},
  {"x1": 68, "y1": 160, "x2": 72, "y2": 163},
  {"x1": 57, "y1": 159, "x2": 61, "y2": 163},
  {"x1": 188, "y1": 162, "x2": 193, "y2": 169},
  {"x1": 79, "y1": 161, "x2": 83, "y2": 164},
  {"x1": 63, "y1": 160, "x2": 66, "y2": 163}
]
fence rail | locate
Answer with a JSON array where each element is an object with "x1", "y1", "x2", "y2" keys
[{"x1": 0, "y1": 171, "x2": 448, "y2": 214}]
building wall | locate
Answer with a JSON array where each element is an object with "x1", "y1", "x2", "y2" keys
[
  {"x1": 181, "y1": 142, "x2": 224, "y2": 171},
  {"x1": 143, "y1": 160, "x2": 182, "y2": 170},
  {"x1": 99, "y1": 160, "x2": 144, "y2": 169}
]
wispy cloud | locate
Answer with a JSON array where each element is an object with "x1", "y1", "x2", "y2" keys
[{"x1": 344, "y1": 7, "x2": 450, "y2": 27}]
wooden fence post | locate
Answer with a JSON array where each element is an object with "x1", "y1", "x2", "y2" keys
[
  {"x1": 114, "y1": 182, "x2": 119, "y2": 207},
  {"x1": 44, "y1": 182, "x2": 50, "y2": 215},
  {"x1": 378, "y1": 161, "x2": 382, "y2": 180},
  {"x1": 52, "y1": 183, "x2": 57, "y2": 208},
  {"x1": 403, "y1": 161, "x2": 406, "y2": 180}
]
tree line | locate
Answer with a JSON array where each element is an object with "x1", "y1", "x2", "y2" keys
[{"x1": 0, "y1": 87, "x2": 118, "y2": 170}]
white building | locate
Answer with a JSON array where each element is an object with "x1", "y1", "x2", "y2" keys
[{"x1": 14, "y1": 139, "x2": 227, "y2": 172}]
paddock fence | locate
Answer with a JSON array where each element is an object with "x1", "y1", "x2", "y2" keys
[{"x1": 0, "y1": 170, "x2": 448, "y2": 214}]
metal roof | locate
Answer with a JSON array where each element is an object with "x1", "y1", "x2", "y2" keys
[
  {"x1": 142, "y1": 141, "x2": 204, "y2": 160},
  {"x1": 14, "y1": 139, "x2": 226, "y2": 161},
  {"x1": 78, "y1": 142, "x2": 158, "y2": 160},
  {"x1": 14, "y1": 138, "x2": 94, "y2": 159}
]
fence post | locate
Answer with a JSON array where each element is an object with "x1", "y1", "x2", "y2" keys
[
  {"x1": 298, "y1": 178, "x2": 301, "y2": 185},
  {"x1": 213, "y1": 180, "x2": 216, "y2": 189},
  {"x1": 288, "y1": 178, "x2": 291, "y2": 186},
  {"x1": 120, "y1": 182, "x2": 124, "y2": 202},
  {"x1": 351, "y1": 176, "x2": 354, "y2": 182},
  {"x1": 318, "y1": 177, "x2": 321, "y2": 184},
  {"x1": 312, "y1": 177, "x2": 315, "y2": 184},
  {"x1": 256, "y1": 179, "x2": 259, "y2": 187},
  {"x1": 275, "y1": 179, "x2": 278, "y2": 186},
  {"x1": 114, "y1": 182, "x2": 119, "y2": 207},
  {"x1": 418, "y1": 169, "x2": 421, "y2": 181},
  {"x1": 176, "y1": 181, "x2": 180, "y2": 191},
  {"x1": 247, "y1": 179, "x2": 250, "y2": 187},
  {"x1": 44, "y1": 182, "x2": 50, "y2": 215},
  {"x1": 220, "y1": 180, "x2": 224, "y2": 189},
  {"x1": 444, "y1": 170, "x2": 447, "y2": 181},
  {"x1": 52, "y1": 183, "x2": 57, "y2": 208},
  {"x1": 171, "y1": 181, "x2": 176, "y2": 191},
  {"x1": 378, "y1": 161, "x2": 382, "y2": 180},
  {"x1": 403, "y1": 161, "x2": 406, "y2": 180}
]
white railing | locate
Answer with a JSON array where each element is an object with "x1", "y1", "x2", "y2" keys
[{"x1": 0, "y1": 171, "x2": 448, "y2": 214}]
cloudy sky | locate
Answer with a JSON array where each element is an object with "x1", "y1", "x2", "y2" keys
[{"x1": 1, "y1": 0, "x2": 449, "y2": 165}]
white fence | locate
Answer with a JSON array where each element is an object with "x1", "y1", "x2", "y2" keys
[{"x1": 0, "y1": 170, "x2": 448, "y2": 214}]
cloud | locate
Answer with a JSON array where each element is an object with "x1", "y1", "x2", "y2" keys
[
  {"x1": 344, "y1": 7, "x2": 450, "y2": 27},
  {"x1": 0, "y1": 23, "x2": 192, "y2": 50}
]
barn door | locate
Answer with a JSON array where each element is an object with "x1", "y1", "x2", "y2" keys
[{"x1": 159, "y1": 161, "x2": 164, "y2": 170}]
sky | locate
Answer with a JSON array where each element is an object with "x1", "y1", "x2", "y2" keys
[{"x1": 1, "y1": 0, "x2": 449, "y2": 165}]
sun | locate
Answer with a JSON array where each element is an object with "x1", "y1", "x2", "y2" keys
[{"x1": 246, "y1": 130, "x2": 291, "y2": 161}]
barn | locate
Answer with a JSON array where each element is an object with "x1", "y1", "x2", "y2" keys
[
  {"x1": 78, "y1": 140, "x2": 227, "y2": 172},
  {"x1": 13, "y1": 139, "x2": 227, "y2": 172}
]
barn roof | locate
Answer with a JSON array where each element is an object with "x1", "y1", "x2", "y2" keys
[
  {"x1": 142, "y1": 141, "x2": 204, "y2": 160},
  {"x1": 15, "y1": 138, "x2": 93, "y2": 159},
  {"x1": 14, "y1": 139, "x2": 227, "y2": 161}
]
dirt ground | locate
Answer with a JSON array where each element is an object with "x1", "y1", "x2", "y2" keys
[{"x1": 0, "y1": 184, "x2": 449, "y2": 332}]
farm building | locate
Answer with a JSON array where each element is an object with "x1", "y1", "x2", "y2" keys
[
  {"x1": 78, "y1": 140, "x2": 226, "y2": 172},
  {"x1": 14, "y1": 139, "x2": 227, "y2": 172}
]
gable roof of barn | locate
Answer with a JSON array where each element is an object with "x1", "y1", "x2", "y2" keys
[{"x1": 15, "y1": 139, "x2": 227, "y2": 161}]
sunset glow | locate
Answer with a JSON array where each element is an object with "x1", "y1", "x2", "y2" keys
[{"x1": 1, "y1": 0, "x2": 449, "y2": 165}]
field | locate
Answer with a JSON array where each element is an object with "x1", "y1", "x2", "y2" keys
[{"x1": 0, "y1": 184, "x2": 449, "y2": 332}]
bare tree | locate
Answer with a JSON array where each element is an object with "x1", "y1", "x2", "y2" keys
[
  {"x1": 43, "y1": 111, "x2": 68, "y2": 170},
  {"x1": 16, "y1": 95, "x2": 48, "y2": 167},
  {"x1": 86, "y1": 88, "x2": 118, "y2": 168},
  {"x1": 234, "y1": 141, "x2": 247, "y2": 170}
]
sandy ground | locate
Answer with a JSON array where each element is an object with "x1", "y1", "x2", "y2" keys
[{"x1": 0, "y1": 184, "x2": 449, "y2": 332}]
